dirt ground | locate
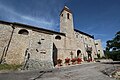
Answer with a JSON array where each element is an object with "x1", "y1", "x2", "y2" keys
[{"x1": 0, "y1": 62, "x2": 120, "y2": 80}]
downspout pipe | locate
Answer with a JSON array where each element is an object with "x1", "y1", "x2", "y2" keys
[
  {"x1": 4, "y1": 24, "x2": 15, "y2": 57},
  {"x1": 0, "y1": 24, "x2": 15, "y2": 64},
  {"x1": 0, "y1": 47, "x2": 6, "y2": 64}
]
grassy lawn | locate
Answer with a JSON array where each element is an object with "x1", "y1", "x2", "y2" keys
[{"x1": 0, "y1": 64, "x2": 22, "y2": 71}]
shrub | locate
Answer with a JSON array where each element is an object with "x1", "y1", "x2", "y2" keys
[
  {"x1": 105, "y1": 50, "x2": 120, "y2": 61},
  {"x1": 76, "y1": 58, "x2": 82, "y2": 62},
  {"x1": 65, "y1": 57, "x2": 70, "y2": 63},
  {"x1": 57, "y1": 59, "x2": 62, "y2": 64},
  {"x1": 87, "y1": 58, "x2": 92, "y2": 62},
  {"x1": 71, "y1": 58, "x2": 76, "y2": 63},
  {"x1": 83, "y1": 56, "x2": 87, "y2": 61},
  {"x1": 76, "y1": 58, "x2": 82, "y2": 64}
]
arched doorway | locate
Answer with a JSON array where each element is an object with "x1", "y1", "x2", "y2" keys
[{"x1": 77, "y1": 50, "x2": 81, "y2": 57}]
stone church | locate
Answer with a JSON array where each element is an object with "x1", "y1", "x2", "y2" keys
[{"x1": 0, "y1": 6, "x2": 104, "y2": 69}]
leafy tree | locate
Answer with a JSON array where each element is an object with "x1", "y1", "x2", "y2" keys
[{"x1": 105, "y1": 31, "x2": 120, "y2": 61}]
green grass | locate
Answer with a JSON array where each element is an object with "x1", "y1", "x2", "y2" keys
[{"x1": 0, "y1": 64, "x2": 22, "y2": 71}]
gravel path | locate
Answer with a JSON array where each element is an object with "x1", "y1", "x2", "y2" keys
[
  {"x1": 0, "y1": 62, "x2": 119, "y2": 80},
  {"x1": 35, "y1": 63, "x2": 116, "y2": 80}
]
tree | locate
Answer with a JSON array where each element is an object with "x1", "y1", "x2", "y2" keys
[{"x1": 105, "y1": 31, "x2": 120, "y2": 61}]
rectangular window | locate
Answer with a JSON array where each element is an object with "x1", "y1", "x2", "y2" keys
[
  {"x1": 95, "y1": 43, "x2": 98, "y2": 45},
  {"x1": 76, "y1": 35, "x2": 78, "y2": 38},
  {"x1": 61, "y1": 14, "x2": 63, "y2": 17},
  {"x1": 67, "y1": 13, "x2": 69, "y2": 19}
]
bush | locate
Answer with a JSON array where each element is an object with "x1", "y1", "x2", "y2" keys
[
  {"x1": 65, "y1": 57, "x2": 70, "y2": 63},
  {"x1": 76, "y1": 58, "x2": 82, "y2": 62},
  {"x1": 110, "y1": 51, "x2": 120, "y2": 61},
  {"x1": 83, "y1": 56, "x2": 87, "y2": 61},
  {"x1": 71, "y1": 58, "x2": 76, "y2": 63},
  {"x1": 76, "y1": 58, "x2": 82, "y2": 64},
  {"x1": 105, "y1": 51, "x2": 120, "y2": 61},
  {"x1": 57, "y1": 59, "x2": 62, "y2": 64}
]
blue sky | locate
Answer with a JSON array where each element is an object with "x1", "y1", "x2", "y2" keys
[{"x1": 0, "y1": 0, "x2": 120, "y2": 49}]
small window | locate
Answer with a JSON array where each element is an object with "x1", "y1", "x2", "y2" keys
[
  {"x1": 37, "y1": 41, "x2": 41, "y2": 45},
  {"x1": 55, "y1": 35, "x2": 61, "y2": 40},
  {"x1": 41, "y1": 38, "x2": 45, "y2": 40},
  {"x1": 61, "y1": 14, "x2": 63, "y2": 17},
  {"x1": 76, "y1": 35, "x2": 78, "y2": 38},
  {"x1": 67, "y1": 13, "x2": 69, "y2": 19},
  {"x1": 95, "y1": 43, "x2": 98, "y2": 45},
  {"x1": 90, "y1": 40, "x2": 91, "y2": 42},
  {"x1": 36, "y1": 49, "x2": 39, "y2": 52},
  {"x1": 18, "y1": 29, "x2": 29, "y2": 35}
]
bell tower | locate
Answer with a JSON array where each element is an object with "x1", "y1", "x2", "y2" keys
[
  {"x1": 60, "y1": 6, "x2": 74, "y2": 38},
  {"x1": 60, "y1": 6, "x2": 77, "y2": 58}
]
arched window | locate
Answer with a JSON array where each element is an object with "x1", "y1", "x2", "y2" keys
[
  {"x1": 55, "y1": 35, "x2": 61, "y2": 40},
  {"x1": 18, "y1": 29, "x2": 29, "y2": 35}
]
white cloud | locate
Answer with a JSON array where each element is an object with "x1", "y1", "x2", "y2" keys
[
  {"x1": 0, "y1": 3, "x2": 59, "y2": 30},
  {"x1": 93, "y1": 33, "x2": 107, "y2": 37}
]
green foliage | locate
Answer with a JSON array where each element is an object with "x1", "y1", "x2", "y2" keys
[
  {"x1": 104, "y1": 51, "x2": 111, "y2": 59},
  {"x1": 0, "y1": 64, "x2": 22, "y2": 70},
  {"x1": 110, "y1": 51, "x2": 120, "y2": 61},
  {"x1": 105, "y1": 31, "x2": 120, "y2": 61},
  {"x1": 106, "y1": 31, "x2": 120, "y2": 50},
  {"x1": 83, "y1": 56, "x2": 87, "y2": 61},
  {"x1": 104, "y1": 50, "x2": 120, "y2": 61}
]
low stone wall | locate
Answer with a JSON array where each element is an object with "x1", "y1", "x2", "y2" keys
[{"x1": 23, "y1": 59, "x2": 54, "y2": 70}]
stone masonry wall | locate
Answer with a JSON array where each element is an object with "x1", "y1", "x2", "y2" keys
[
  {"x1": 1, "y1": 24, "x2": 54, "y2": 70},
  {"x1": 6, "y1": 27, "x2": 29, "y2": 64},
  {"x1": 95, "y1": 40, "x2": 104, "y2": 57},
  {"x1": 74, "y1": 31, "x2": 98, "y2": 60},
  {"x1": 53, "y1": 34, "x2": 65, "y2": 60},
  {"x1": 0, "y1": 24, "x2": 13, "y2": 63}
]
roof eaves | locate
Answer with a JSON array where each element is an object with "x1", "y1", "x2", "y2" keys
[
  {"x1": 74, "y1": 29, "x2": 94, "y2": 39},
  {"x1": 13, "y1": 22, "x2": 65, "y2": 36},
  {"x1": 0, "y1": 20, "x2": 65, "y2": 36}
]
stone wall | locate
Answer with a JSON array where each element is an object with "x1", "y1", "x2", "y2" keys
[
  {"x1": 23, "y1": 59, "x2": 53, "y2": 70},
  {"x1": 6, "y1": 27, "x2": 30, "y2": 64},
  {"x1": 74, "y1": 31, "x2": 98, "y2": 60},
  {"x1": 0, "y1": 24, "x2": 13, "y2": 63},
  {"x1": 53, "y1": 34, "x2": 66, "y2": 60},
  {"x1": 95, "y1": 39, "x2": 104, "y2": 57},
  {"x1": 0, "y1": 24, "x2": 54, "y2": 69}
]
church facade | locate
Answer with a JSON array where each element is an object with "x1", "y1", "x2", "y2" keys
[{"x1": 0, "y1": 6, "x2": 104, "y2": 69}]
